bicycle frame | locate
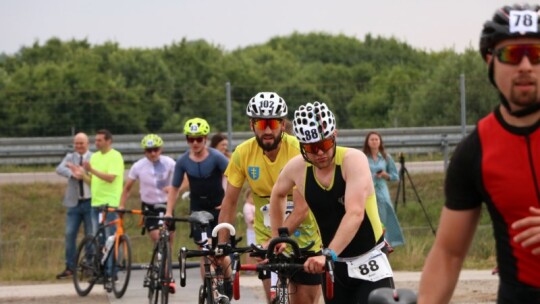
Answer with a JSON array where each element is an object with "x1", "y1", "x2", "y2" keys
[
  {"x1": 105, "y1": 207, "x2": 142, "y2": 263},
  {"x1": 178, "y1": 213, "x2": 241, "y2": 304},
  {"x1": 73, "y1": 205, "x2": 141, "y2": 299},
  {"x1": 144, "y1": 211, "x2": 191, "y2": 304},
  {"x1": 236, "y1": 227, "x2": 335, "y2": 303}
]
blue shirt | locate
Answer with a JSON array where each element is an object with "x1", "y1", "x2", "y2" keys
[{"x1": 172, "y1": 147, "x2": 229, "y2": 210}]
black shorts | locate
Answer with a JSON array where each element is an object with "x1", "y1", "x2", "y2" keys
[
  {"x1": 257, "y1": 254, "x2": 322, "y2": 286},
  {"x1": 190, "y1": 209, "x2": 220, "y2": 242},
  {"x1": 142, "y1": 203, "x2": 176, "y2": 232},
  {"x1": 498, "y1": 280, "x2": 540, "y2": 304},
  {"x1": 322, "y1": 260, "x2": 393, "y2": 303}
]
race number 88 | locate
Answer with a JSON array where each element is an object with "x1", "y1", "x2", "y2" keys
[
  {"x1": 359, "y1": 260, "x2": 380, "y2": 275},
  {"x1": 302, "y1": 129, "x2": 319, "y2": 141}
]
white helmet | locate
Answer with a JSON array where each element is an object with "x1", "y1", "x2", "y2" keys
[
  {"x1": 246, "y1": 92, "x2": 288, "y2": 118},
  {"x1": 293, "y1": 102, "x2": 336, "y2": 143}
]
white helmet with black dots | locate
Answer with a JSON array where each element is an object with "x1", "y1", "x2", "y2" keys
[
  {"x1": 246, "y1": 92, "x2": 288, "y2": 118},
  {"x1": 293, "y1": 101, "x2": 336, "y2": 143}
]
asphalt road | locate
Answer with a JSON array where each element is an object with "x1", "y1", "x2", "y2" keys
[
  {"x1": 0, "y1": 270, "x2": 499, "y2": 303},
  {"x1": 0, "y1": 161, "x2": 445, "y2": 185},
  {"x1": 0, "y1": 267, "x2": 265, "y2": 304}
]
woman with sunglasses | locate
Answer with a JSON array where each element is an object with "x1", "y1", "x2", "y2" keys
[
  {"x1": 164, "y1": 118, "x2": 230, "y2": 290},
  {"x1": 419, "y1": 4, "x2": 540, "y2": 303},
  {"x1": 217, "y1": 92, "x2": 323, "y2": 304},
  {"x1": 269, "y1": 101, "x2": 394, "y2": 304}
]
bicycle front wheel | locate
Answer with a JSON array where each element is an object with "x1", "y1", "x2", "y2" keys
[
  {"x1": 147, "y1": 244, "x2": 161, "y2": 304},
  {"x1": 112, "y1": 234, "x2": 132, "y2": 298},
  {"x1": 158, "y1": 239, "x2": 171, "y2": 304},
  {"x1": 73, "y1": 235, "x2": 98, "y2": 296}
]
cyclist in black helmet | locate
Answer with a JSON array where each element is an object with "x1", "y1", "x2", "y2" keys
[{"x1": 419, "y1": 4, "x2": 540, "y2": 303}]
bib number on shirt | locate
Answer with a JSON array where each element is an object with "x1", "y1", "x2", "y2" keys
[
  {"x1": 261, "y1": 201, "x2": 294, "y2": 227},
  {"x1": 345, "y1": 248, "x2": 393, "y2": 282}
]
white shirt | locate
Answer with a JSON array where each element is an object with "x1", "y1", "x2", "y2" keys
[{"x1": 128, "y1": 155, "x2": 176, "y2": 204}]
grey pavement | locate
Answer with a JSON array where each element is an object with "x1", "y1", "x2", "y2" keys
[
  {"x1": 0, "y1": 161, "x2": 445, "y2": 185},
  {"x1": 0, "y1": 269, "x2": 497, "y2": 303},
  {"x1": 0, "y1": 267, "x2": 266, "y2": 303}
]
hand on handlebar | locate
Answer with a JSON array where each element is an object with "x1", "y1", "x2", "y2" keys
[{"x1": 304, "y1": 255, "x2": 326, "y2": 274}]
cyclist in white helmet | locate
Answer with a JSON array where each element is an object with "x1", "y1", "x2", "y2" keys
[
  {"x1": 218, "y1": 92, "x2": 323, "y2": 303},
  {"x1": 269, "y1": 101, "x2": 394, "y2": 303}
]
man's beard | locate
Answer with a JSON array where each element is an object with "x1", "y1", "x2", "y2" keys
[
  {"x1": 255, "y1": 132, "x2": 282, "y2": 152},
  {"x1": 510, "y1": 81, "x2": 539, "y2": 109}
]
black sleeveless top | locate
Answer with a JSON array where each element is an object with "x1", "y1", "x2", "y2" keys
[{"x1": 303, "y1": 146, "x2": 384, "y2": 258}]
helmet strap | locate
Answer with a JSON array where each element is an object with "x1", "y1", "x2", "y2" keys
[{"x1": 489, "y1": 60, "x2": 540, "y2": 117}]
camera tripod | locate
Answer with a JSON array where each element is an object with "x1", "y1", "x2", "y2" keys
[{"x1": 393, "y1": 153, "x2": 436, "y2": 235}]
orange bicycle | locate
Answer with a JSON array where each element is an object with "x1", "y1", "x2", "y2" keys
[{"x1": 73, "y1": 205, "x2": 142, "y2": 298}]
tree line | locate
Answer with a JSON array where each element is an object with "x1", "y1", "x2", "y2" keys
[{"x1": 0, "y1": 32, "x2": 499, "y2": 137}]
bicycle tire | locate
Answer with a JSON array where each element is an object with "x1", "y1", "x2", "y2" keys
[
  {"x1": 159, "y1": 239, "x2": 170, "y2": 304},
  {"x1": 147, "y1": 244, "x2": 160, "y2": 304},
  {"x1": 112, "y1": 234, "x2": 132, "y2": 298},
  {"x1": 73, "y1": 235, "x2": 99, "y2": 296},
  {"x1": 198, "y1": 284, "x2": 206, "y2": 304},
  {"x1": 206, "y1": 277, "x2": 214, "y2": 304}
]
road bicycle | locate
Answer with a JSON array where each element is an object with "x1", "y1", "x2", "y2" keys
[
  {"x1": 142, "y1": 205, "x2": 193, "y2": 304},
  {"x1": 178, "y1": 212, "x2": 247, "y2": 304},
  {"x1": 237, "y1": 227, "x2": 335, "y2": 304},
  {"x1": 368, "y1": 287, "x2": 417, "y2": 304},
  {"x1": 72, "y1": 205, "x2": 142, "y2": 298}
]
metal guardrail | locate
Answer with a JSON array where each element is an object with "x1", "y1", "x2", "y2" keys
[{"x1": 0, "y1": 125, "x2": 473, "y2": 165}]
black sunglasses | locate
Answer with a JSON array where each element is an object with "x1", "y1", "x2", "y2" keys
[{"x1": 186, "y1": 136, "x2": 205, "y2": 143}]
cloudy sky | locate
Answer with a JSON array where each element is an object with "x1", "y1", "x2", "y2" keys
[{"x1": 0, "y1": 0, "x2": 516, "y2": 55}]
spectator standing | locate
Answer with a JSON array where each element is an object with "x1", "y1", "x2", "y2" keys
[
  {"x1": 363, "y1": 131, "x2": 405, "y2": 250},
  {"x1": 83, "y1": 129, "x2": 124, "y2": 287},
  {"x1": 55, "y1": 132, "x2": 93, "y2": 279}
]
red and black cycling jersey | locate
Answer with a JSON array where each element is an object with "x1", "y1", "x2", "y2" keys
[{"x1": 445, "y1": 107, "x2": 540, "y2": 289}]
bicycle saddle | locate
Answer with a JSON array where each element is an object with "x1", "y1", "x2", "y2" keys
[{"x1": 368, "y1": 287, "x2": 417, "y2": 304}]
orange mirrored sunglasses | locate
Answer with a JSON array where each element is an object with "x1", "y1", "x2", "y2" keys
[
  {"x1": 253, "y1": 119, "x2": 282, "y2": 130},
  {"x1": 301, "y1": 137, "x2": 335, "y2": 154},
  {"x1": 495, "y1": 44, "x2": 540, "y2": 65}
]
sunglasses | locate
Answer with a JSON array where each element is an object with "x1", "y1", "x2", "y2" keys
[
  {"x1": 186, "y1": 136, "x2": 205, "y2": 143},
  {"x1": 145, "y1": 147, "x2": 160, "y2": 153},
  {"x1": 495, "y1": 44, "x2": 540, "y2": 65},
  {"x1": 253, "y1": 119, "x2": 282, "y2": 131},
  {"x1": 301, "y1": 137, "x2": 335, "y2": 154}
]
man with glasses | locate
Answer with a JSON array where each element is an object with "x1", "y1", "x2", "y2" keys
[
  {"x1": 218, "y1": 92, "x2": 323, "y2": 304},
  {"x1": 418, "y1": 4, "x2": 540, "y2": 303},
  {"x1": 165, "y1": 118, "x2": 229, "y2": 289},
  {"x1": 119, "y1": 133, "x2": 177, "y2": 292},
  {"x1": 269, "y1": 101, "x2": 394, "y2": 303}
]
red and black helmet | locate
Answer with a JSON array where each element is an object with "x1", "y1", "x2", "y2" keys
[{"x1": 479, "y1": 4, "x2": 540, "y2": 61}]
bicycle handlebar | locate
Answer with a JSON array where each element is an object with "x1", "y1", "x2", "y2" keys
[{"x1": 211, "y1": 222, "x2": 236, "y2": 237}]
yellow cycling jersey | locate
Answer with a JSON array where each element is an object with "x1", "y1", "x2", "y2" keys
[{"x1": 225, "y1": 133, "x2": 322, "y2": 250}]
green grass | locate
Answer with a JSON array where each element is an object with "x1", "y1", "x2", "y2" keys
[{"x1": 0, "y1": 172, "x2": 495, "y2": 282}]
